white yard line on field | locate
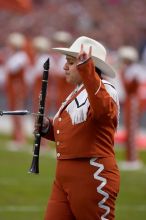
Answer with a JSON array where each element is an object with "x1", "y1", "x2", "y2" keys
[
  {"x1": 0, "y1": 179, "x2": 18, "y2": 186},
  {"x1": 0, "y1": 204, "x2": 146, "y2": 212},
  {"x1": 0, "y1": 206, "x2": 44, "y2": 212},
  {"x1": 116, "y1": 204, "x2": 146, "y2": 212}
]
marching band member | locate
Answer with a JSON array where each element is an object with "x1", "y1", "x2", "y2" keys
[
  {"x1": 37, "y1": 36, "x2": 120, "y2": 220},
  {"x1": 118, "y1": 46, "x2": 144, "y2": 170},
  {"x1": 5, "y1": 32, "x2": 30, "y2": 149},
  {"x1": 50, "y1": 31, "x2": 75, "y2": 112},
  {"x1": 32, "y1": 36, "x2": 51, "y2": 113},
  {"x1": 32, "y1": 36, "x2": 51, "y2": 149}
]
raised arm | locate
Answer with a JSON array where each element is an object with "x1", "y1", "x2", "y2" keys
[{"x1": 77, "y1": 45, "x2": 118, "y2": 119}]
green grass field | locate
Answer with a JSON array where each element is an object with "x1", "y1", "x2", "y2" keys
[{"x1": 0, "y1": 134, "x2": 146, "y2": 220}]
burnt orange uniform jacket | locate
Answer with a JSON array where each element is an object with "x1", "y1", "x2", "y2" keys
[{"x1": 43, "y1": 58, "x2": 119, "y2": 159}]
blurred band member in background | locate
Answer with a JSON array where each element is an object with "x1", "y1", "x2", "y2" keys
[
  {"x1": 5, "y1": 32, "x2": 30, "y2": 150},
  {"x1": 36, "y1": 36, "x2": 120, "y2": 220},
  {"x1": 118, "y1": 46, "x2": 145, "y2": 170},
  {"x1": 32, "y1": 36, "x2": 51, "y2": 113},
  {"x1": 50, "y1": 31, "x2": 75, "y2": 112},
  {"x1": 32, "y1": 36, "x2": 51, "y2": 150}
]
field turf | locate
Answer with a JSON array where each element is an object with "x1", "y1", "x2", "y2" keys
[{"x1": 0, "y1": 134, "x2": 146, "y2": 220}]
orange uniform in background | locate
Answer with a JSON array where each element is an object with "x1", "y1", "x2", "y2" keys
[
  {"x1": 32, "y1": 36, "x2": 50, "y2": 113},
  {"x1": 5, "y1": 32, "x2": 30, "y2": 149},
  {"x1": 50, "y1": 53, "x2": 75, "y2": 111},
  {"x1": 31, "y1": 36, "x2": 51, "y2": 148},
  {"x1": 122, "y1": 64, "x2": 146, "y2": 161},
  {"x1": 118, "y1": 46, "x2": 145, "y2": 169},
  {"x1": 51, "y1": 31, "x2": 75, "y2": 112}
]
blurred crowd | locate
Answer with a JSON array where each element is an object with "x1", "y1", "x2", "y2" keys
[
  {"x1": 0, "y1": 0, "x2": 146, "y2": 169},
  {"x1": 0, "y1": 0, "x2": 146, "y2": 51}
]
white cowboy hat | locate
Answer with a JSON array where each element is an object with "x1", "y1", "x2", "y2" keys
[
  {"x1": 52, "y1": 31, "x2": 72, "y2": 44},
  {"x1": 52, "y1": 36, "x2": 116, "y2": 78},
  {"x1": 33, "y1": 36, "x2": 51, "y2": 52},
  {"x1": 8, "y1": 32, "x2": 26, "y2": 49},
  {"x1": 118, "y1": 46, "x2": 138, "y2": 62}
]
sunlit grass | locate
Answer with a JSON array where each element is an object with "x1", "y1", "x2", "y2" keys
[{"x1": 0, "y1": 134, "x2": 146, "y2": 220}]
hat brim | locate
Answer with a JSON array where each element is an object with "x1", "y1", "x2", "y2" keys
[{"x1": 52, "y1": 47, "x2": 116, "y2": 78}]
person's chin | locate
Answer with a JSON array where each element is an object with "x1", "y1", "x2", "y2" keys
[{"x1": 66, "y1": 76, "x2": 71, "y2": 83}]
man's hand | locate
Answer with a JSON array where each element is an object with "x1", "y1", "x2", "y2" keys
[
  {"x1": 77, "y1": 44, "x2": 92, "y2": 66},
  {"x1": 34, "y1": 116, "x2": 50, "y2": 135}
]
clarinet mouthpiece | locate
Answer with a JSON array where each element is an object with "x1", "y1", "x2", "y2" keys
[{"x1": 43, "y1": 58, "x2": 50, "y2": 70}]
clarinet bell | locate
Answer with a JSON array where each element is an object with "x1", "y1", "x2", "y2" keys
[{"x1": 28, "y1": 156, "x2": 39, "y2": 174}]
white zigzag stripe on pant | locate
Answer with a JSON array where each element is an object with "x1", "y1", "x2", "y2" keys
[{"x1": 90, "y1": 158, "x2": 110, "y2": 220}]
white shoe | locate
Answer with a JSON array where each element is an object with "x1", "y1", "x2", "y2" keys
[
  {"x1": 6, "y1": 141, "x2": 24, "y2": 152},
  {"x1": 118, "y1": 160, "x2": 144, "y2": 171}
]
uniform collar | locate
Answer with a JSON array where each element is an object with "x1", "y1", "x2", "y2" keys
[{"x1": 73, "y1": 83, "x2": 84, "y2": 94}]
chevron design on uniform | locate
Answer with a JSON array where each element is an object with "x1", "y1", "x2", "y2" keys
[{"x1": 90, "y1": 158, "x2": 110, "y2": 220}]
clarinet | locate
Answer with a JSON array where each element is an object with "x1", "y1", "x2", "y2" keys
[{"x1": 28, "y1": 58, "x2": 50, "y2": 174}]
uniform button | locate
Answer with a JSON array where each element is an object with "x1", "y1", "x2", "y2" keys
[
  {"x1": 57, "y1": 130, "x2": 60, "y2": 134},
  {"x1": 57, "y1": 153, "x2": 60, "y2": 157},
  {"x1": 56, "y1": 141, "x2": 60, "y2": 146},
  {"x1": 58, "y1": 117, "x2": 62, "y2": 122}
]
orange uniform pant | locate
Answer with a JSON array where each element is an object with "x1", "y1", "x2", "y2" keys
[
  {"x1": 124, "y1": 95, "x2": 140, "y2": 161},
  {"x1": 44, "y1": 157, "x2": 120, "y2": 220}
]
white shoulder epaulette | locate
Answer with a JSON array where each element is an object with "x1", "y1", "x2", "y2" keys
[{"x1": 102, "y1": 79, "x2": 119, "y2": 105}]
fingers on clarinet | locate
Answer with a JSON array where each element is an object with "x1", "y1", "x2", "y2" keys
[
  {"x1": 33, "y1": 129, "x2": 38, "y2": 135},
  {"x1": 42, "y1": 118, "x2": 49, "y2": 130}
]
